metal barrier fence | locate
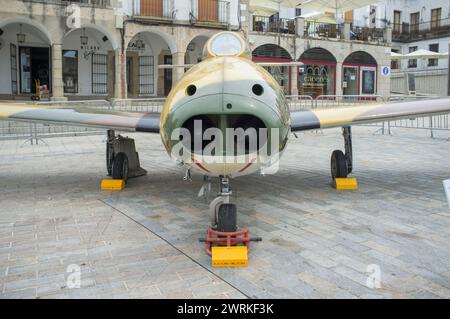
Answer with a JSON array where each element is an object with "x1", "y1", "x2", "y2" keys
[{"x1": 1, "y1": 95, "x2": 449, "y2": 142}]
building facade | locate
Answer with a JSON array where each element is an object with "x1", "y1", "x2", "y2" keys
[
  {"x1": 0, "y1": 0, "x2": 391, "y2": 101},
  {"x1": 353, "y1": 0, "x2": 450, "y2": 96}
]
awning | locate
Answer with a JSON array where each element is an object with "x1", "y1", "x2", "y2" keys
[
  {"x1": 297, "y1": 0, "x2": 380, "y2": 14},
  {"x1": 303, "y1": 12, "x2": 338, "y2": 24},
  {"x1": 390, "y1": 51, "x2": 402, "y2": 60},
  {"x1": 249, "y1": 0, "x2": 302, "y2": 17}
]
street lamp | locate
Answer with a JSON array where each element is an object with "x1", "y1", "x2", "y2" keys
[{"x1": 17, "y1": 24, "x2": 25, "y2": 44}]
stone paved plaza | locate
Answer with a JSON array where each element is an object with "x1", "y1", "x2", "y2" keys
[{"x1": 0, "y1": 126, "x2": 450, "y2": 299}]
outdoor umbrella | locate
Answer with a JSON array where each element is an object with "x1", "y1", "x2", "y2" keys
[{"x1": 403, "y1": 49, "x2": 449, "y2": 60}]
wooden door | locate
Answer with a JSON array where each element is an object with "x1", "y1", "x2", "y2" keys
[
  {"x1": 198, "y1": 0, "x2": 218, "y2": 22},
  {"x1": 140, "y1": 0, "x2": 163, "y2": 17},
  {"x1": 344, "y1": 11, "x2": 353, "y2": 24}
]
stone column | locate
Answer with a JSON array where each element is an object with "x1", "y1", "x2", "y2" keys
[
  {"x1": 51, "y1": 44, "x2": 67, "y2": 101},
  {"x1": 448, "y1": 43, "x2": 450, "y2": 96},
  {"x1": 295, "y1": 17, "x2": 305, "y2": 38},
  {"x1": 172, "y1": 52, "x2": 186, "y2": 86},
  {"x1": 290, "y1": 65, "x2": 298, "y2": 96},
  {"x1": 239, "y1": 0, "x2": 250, "y2": 39},
  {"x1": 344, "y1": 23, "x2": 351, "y2": 41},
  {"x1": 114, "y1": 48, "x2": 124, "y2": 99},
  {"x1": 384, "y1": 27, "x2": 392, "y2": 45},
  {"x1": 335, "y1": 62, "x2": 343, "y2": 96}
]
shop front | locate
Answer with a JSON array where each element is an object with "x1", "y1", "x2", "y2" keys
[
  {"x1": 0, "y1": 21, "x2": 51, "y2": 98},
  {"x1": 252, "y1": 44, "x2": 292, "y2": 95},
  {"x1": 298, "y1": 48, "x2": 336, "y2": 98},
  {"x1": 342, "y1": 51, "x2": 377, "y2": 97}
]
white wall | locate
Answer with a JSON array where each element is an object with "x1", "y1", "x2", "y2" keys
[
  {"x1": 354, "y1": 0, "x2": 450, "y2": 27},
  {"x1": 63, "y1": 29, "x2": 114, "y2": 96},
  {"x1": 398, "y1": 36, "x2": 450, "y2": 70},
  {"x1": 121, "y1": 0, "x2": 240, "y2": 26}
]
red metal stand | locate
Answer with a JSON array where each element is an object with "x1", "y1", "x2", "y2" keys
[{"x1": 205, "y1": 228, "x2": 251, "y2": 256}]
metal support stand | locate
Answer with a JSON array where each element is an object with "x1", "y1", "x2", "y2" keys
[
  {"x1": 343, "y1": 126, "x2": 353, "y2": 174},
  {"x1": 106, "y1": 131, "x2": 147, "y2": 179}
]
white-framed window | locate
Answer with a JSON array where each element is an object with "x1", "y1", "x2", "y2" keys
[{"x1": 139, "y1": 56, "x2": 154, "y2": 95}]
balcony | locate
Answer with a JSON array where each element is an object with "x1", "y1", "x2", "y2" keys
[
  {"x1": 131, "y1": 0, "x2": 175, "y2": 20},
  {"x1": 252, "y1": 16, "x2": 295, "y2": 34},
  {"x1": 251, "y1": 16, "x2": 388, "y2": 44},
  {"x1": 393, "y1": 18, "x2": 450, "y2": 42},
  {"x1": 350, "y1": 26, "x2": 385, "y2": 43},
  {"x1": 190, "y1": 0, "x2": 230, "y2": 27}
]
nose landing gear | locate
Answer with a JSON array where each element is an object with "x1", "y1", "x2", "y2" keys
[{"x1": 202, "y1": 176, "x2": 261, "y2": 257}]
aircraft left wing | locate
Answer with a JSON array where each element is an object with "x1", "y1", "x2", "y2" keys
[
  {"x1": 0, "y1": 103, "x2": 160, "y2": 133},
  {"x1": 291, "y1": 98, "x2": 450, "y2": 131}
]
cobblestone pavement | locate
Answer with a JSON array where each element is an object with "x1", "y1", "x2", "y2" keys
[{"x1": 0, "y1": 126, "x2": 449, "y2": 299}]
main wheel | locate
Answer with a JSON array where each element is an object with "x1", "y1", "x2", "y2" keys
[
  {"x1": 331, "y1": 150, "x2": 348, "y2": 179},
  {"x1": 112, "y1": 152, "x2": 129, "y2": 182},
  {"x1": 217, "y1": 203, "x2": 237, "y2": 233},
  {"x1": 106, "y1": 142, "x2": 115, "y2": 176}
]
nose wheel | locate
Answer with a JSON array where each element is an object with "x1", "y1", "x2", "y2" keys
[{"x1": 202, "y1": 176, "x2": 261, "y2": 256}]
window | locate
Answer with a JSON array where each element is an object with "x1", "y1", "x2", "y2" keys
[
  {"x1": 410, "y1": 12, "x2": 419, "y2": 34},
  {"x1": 10, "y1": 44, "x2": 17, "y2": 94},
  {"x1": 393, "y1": 10, "x2": 401, "y2": 33},
  {"x1": 92, "y1": 54, "x2": 108, "y2": 94},
  {"x1": 431, "y1": 8, "x2": 441, "y2": 31},
  {"x1": 361, "y1": 69, "x2": 375, "y2": 95},
  {"x1": 139, "y1": 56, "x2": 154, "y2": 95},
  {"x1": 63, "y1": 50, "x2": 78, "y2": 94},
  {"x1": 428, "y1": 43, "x2": 439, "y2": 67},
  {"x1": 408, "y1": 46, "x2": 417, "y2": 68}
]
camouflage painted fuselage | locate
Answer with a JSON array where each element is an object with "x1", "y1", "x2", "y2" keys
[{"x1": 160, "y1": 56, "x2": 291, "y2": 177}]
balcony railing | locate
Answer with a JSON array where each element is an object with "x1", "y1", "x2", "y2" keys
[
  {"x1": 351, "y1": 26, "x2": 385, "y2": 42},
  {"x1": 22, "y1": 0, "x2": 111, "y2": 8},
  {"x1": 304, "y1": 21, "x2": 342, "y2": 39},
  {"x1": 132, "y1": 0, "x2": 175, "y2": 19},
  {"x1": 190, "y1": 0, "x2": 230, "y2": 25},
  {"x1": 252, "y1": 16, "x2": 295, "y2": 34},
  {"x1": 393, "y1": 18, "x2": 450, "y2": 42}
]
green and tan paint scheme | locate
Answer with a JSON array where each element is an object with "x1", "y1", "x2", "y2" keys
[{"x1": 2, "y1": 31, "x2": 450, "y2": 177}]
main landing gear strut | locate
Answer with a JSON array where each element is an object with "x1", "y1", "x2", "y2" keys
[
  {"x1": 330, "y1": 126, "x2": 353, "y2": 179},
  {"x1": 106, "y1": 130, "x2": 147, "y2": 182},
  {"x1": 202, "y1": 176, "x2": 261, "y2": 255}
]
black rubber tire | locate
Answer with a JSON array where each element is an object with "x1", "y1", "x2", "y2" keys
[
  {"x1": 217, "y1": 203, "x2": 237, "y2": 233},
  {"x1": 112, "y1": 152, "x2": 129, "y2": 182},
  {"x1": 331, "y1": 150, "x2": 348, "y2": 179},
  {"x1": 106, "y1": 143, "x2": 114, "y2": 176}
]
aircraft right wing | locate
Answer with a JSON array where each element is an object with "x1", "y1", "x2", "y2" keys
[{"x1": 290, "y1": 98, "x2": 450, "y2": 131}]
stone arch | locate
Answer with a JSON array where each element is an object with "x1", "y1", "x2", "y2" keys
[
  {"x1": 64, "y1": 23, "x2": 118, "y2": 50},
  {"x1": 299, "y1": 47, "x2": 336, "y2": 62},
  {"x1": 252, "y1": 43, "x2": 292, "y2": 60},
  {"x1": 126, "y1": 29, "x2": 177, "y2": 55},
  {"x1": 185, "y1": 34, "x2": 211, "y2": 64},
  {"x1": 344, "y1": 51, "x2": 378, "y2": 65},
  {"x1": 0, "y1": 17, "x2": 53, "y2": 44}
]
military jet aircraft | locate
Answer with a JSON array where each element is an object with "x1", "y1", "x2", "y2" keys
[{"x1": 1, "y1": 31, "x2": 450, "y2": 232}]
